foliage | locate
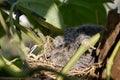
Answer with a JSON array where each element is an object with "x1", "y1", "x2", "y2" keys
[{"x1": 1, "y1": 0, "x2": 119, "y2": 80}]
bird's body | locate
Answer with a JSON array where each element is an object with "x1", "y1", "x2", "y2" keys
[{"x1": 45, "y1": 25, "x2": 103, "y2": 70}]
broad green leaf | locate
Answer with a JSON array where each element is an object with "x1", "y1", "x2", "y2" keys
[
  {"x1": 76, "y1": 0, "x2": 113, "y2": 3},
  {"x1": 16, "y1": 5, "x2": 64, "y2": 35},
  {"x1": 16, "y1": 0, "x2": 64, "y2": 29},
  {"x1": 59, "y1": 0, "x2": 107, "y2": 27},
  {"x1": 7, "y1": 0, "x2": 17, "y2": 4}
]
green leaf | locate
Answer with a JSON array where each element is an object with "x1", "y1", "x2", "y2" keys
[
  {"x1": 0, "y1": 9, "x2": 8, "y2": 33},
  {"x1": 0, "y1": 55, "x2": 27, "y2": 77},
  {"x1": 74, "y1": 0, "x2": 113, "y2": 3},
  {"x1": 16, "y1": 0, "x2": 64, "y2": 29},
  {"x1": 59, "y1": 0, "x2": 107, "y2": 27},
  {"x1": 0, "y1": 9, "x2": 8, "y2": 38},
  {"x1": 0, "y1": 1, "x2": 2, "y2": 3},
  {"x1": 16, "y1": 5, "x2": 64, "y2": 35},
  {"x1": 13, "y1": 19, "x2": 44, "y2": 46}
]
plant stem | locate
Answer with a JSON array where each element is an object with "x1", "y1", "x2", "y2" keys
[
  {"x1": 106, "y1": 40, "x2": 120, "y2": 80},
  {"x1": 0, "y1": 55, "x2": 27, "y2": 77}
]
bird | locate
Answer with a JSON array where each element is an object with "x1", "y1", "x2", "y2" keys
[{"x1": 44, "y1": 24, "x2": 103, "y2": 70}]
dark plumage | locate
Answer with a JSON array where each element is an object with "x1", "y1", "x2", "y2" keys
[{"x1": 45, "y1": 25, "x2": 103, "y2": 70}]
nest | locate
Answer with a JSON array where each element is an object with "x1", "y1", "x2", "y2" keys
[
  {"x1": 25, "y1": 53, "x2": 100, "y2": 80},
  {"x1": 25, "y1": 25, "x2": 103, "y2": 80}
]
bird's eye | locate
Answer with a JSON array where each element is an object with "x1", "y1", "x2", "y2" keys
[{"x1": 46, "y1": 55, "x2": 51, "y2": 59}]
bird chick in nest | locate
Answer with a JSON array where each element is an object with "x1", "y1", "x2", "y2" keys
[
  {"x1": 27, "y1": 24, "x2": 103, "y2": 71},
  {"x1": 45, "y1": 24, "x2": 103, "y2": 69}
]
